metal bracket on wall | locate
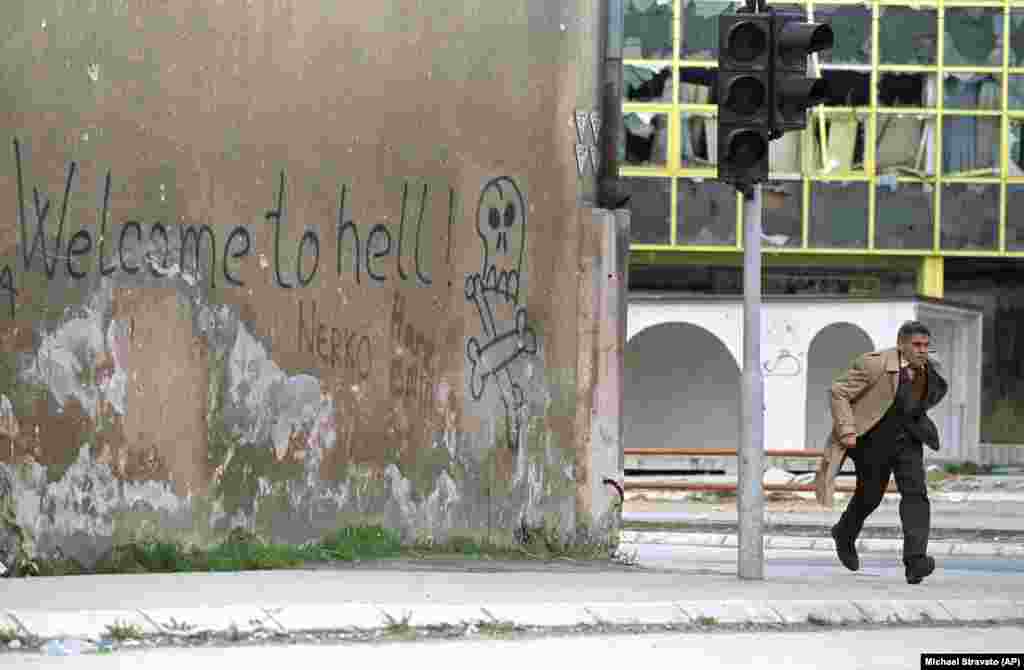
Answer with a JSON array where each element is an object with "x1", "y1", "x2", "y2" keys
[
  {"x1": 576, "y1": 143, "x2": 591, "y2": 176},
  {"x1": 574, "y1": 109, "x2": 602, "y2": 177}
]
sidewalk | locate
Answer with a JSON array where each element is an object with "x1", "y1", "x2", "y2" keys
[
  {"x1": 1, "y1": 554, "x2": 1022, "y2": 649},
  {"x1": 1, "y1": 477, "x2": 1022, "y2": 651},
  {"x1": 623, "y1": 478, "x2": 1024, "y2": 559}
]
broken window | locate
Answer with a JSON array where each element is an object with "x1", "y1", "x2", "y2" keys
[
  {"x1": 879, "y1": 6, "x2": 937, "y2": 65},
  {"x1": 810, "y1": 181, "x2": 869, "y2": 249},
  {"x1": 623, "y1": 176, "x2": 671, "y2": 244},
  {"x1": 675, "y1": 177, "x2": 737, "y2": 246},
  {"x1": 814, "y1": 4, "x2": 871, "y2": 66},
  {"x1": 624, "y1": 64, "x2": 673, "y2": 102},
  {"x1": 624, "y1": 0, "x2": 674, "y2": 59},
  {"x1": 875, "y1": 182, "x2": 934, "y2": 250},
  {"x1": 945, "y1": 7, "x2": 1001, "y2": 67},
  {"x1": 678, "y1": 0, "x2": 741, "y2": 61},
  {"x1": 941, "y1": 184, "x2": 999, "y2": 250},
  {"x1": 620, "y1": 112, "x2": 669, "y2": 166}
]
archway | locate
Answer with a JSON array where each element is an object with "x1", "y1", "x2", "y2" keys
[
  {"x1": 625, "y1": 322, "x2": 740, "y2": 452},
  {"x1": 805, "y1": 323, "x2": 875, "y2": 449}
]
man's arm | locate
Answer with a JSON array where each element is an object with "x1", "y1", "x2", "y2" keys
[{"x1": 830, "y1": 355, "x2": 875, "y2": 443}]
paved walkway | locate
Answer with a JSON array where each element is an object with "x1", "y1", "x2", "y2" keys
[
  {"x1": 1, "y1": 477, "x2": 1022, "y2": 650},
  {"x1": 1, "y1": 554, "x2": 1022, "y2": 647}
]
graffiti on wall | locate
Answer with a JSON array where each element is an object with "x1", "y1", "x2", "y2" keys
[
  {"x1": 464, "y1": 177, "x2": 538, "y2": 450},
  {"x1": 3, "y1": 139, "x2": 541, "y2": 450},
  {"x1": 390, "y1": 291, "x2": 439, "y2": 413},
  {"x1": 1, "y1": 139, "x2": 450, "y2": 320}
]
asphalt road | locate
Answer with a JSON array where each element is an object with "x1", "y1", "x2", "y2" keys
[
  {"x1": 5, "y1": 627, "x2": 1022, "y2": 669},
  {"x1": 627, "y1": 542, "x2": 1024, "y2": 581},
  {"x1": 623, "y1": 500, "x2": 1024, "y2": 541}
]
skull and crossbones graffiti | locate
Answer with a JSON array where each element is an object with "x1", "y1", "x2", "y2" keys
[{"x1": 465, "y1": 177, "x2": 538, "y2": 450}]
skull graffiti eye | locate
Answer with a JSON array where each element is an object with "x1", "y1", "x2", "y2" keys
[
  {"x1": 489, "y1": 207, "x2": 502, "y2": 230},
  {"x1": 504, "y1": 203, "x2": 516, "y2": 228}
]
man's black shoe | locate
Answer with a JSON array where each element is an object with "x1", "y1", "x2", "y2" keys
[
  {"x1": 905, "y1": 556, "x2": 935, "y2": 584},
  {"x1": 831, "y1": 525, "x2": 859, "y2": 572}
]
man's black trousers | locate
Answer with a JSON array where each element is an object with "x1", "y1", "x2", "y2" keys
[{"x1": 834, "y1": 436, "x2": 930, "y2": 565}]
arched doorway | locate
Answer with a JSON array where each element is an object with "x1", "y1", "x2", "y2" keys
[
  {"x1": 625, "y1": 322, "x2": 740, "y2": 451},
  {"x1": 805, "y1": 323, "x2": 875, "y2": 449}
]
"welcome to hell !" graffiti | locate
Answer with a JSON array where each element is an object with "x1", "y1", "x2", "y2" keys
[{"x1": 1, "y1": 138, "x2": 459, "y2": 318}]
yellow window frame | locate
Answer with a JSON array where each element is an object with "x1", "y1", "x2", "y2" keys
[{"x1": 621, "y1": 0, "x2": 1024, "y2": 258}]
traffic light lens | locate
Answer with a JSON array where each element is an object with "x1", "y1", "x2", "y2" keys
[
  {"x1": 724, "y1": 76, "x2": 767, "y2": 116},
  {"x1": 728, "y1": 22, "x2": 768, "y2": 62},
  {"x1": 727, "y1": 131, "x2": 768, "y2": 168}
]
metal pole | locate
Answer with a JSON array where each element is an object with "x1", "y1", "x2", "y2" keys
[
  {"x1": 598, "y1": 0, "x2": 625, "y2": 210},
  {"x1": 738, "y1": 183, "x2": 765, "y2": 580}
]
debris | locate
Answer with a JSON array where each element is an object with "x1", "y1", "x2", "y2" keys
[{"x1": 41, "y1": 639, "x2": 84, "y2": 656}]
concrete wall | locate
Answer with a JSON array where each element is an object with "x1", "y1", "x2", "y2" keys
[
  {"x1": 0, "y1": 0, "x2": 625, "y2": 567},
  {"x1": 626, "y1": 296, "x2": 982, "y2": 463}
]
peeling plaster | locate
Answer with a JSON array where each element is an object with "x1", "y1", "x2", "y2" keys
[
  {"x1": 2, "y1": 445, "x2": 191, "y2": 553},
  {"x1": 3, "y1": 298, "x2": 581, "y2": 561},
  {"x1": 19, "y1": 295, "x2": 130, "y2": 421},
  {"x1": 23, "y1": 310, "x2": 104, "y2": 418},
  {"x1": 227, "y1": 324, "x2": 337, "y2": 478},
  {"x1": 384, "y1": 465, "x2": 461, "y2": 534}
]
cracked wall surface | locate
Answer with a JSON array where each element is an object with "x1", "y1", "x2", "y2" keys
[{"x1": 0, "y1": 0, "x2": 622, "y2": 567}]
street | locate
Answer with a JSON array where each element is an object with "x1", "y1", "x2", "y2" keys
[
  {"x1": 627, "y1": 542, "x2": 1024, "y2": 581},
  {"x1": 5, "y1": 626, "x2": 1022, "y2": 669}
]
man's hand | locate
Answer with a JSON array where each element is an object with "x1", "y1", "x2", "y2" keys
[{"x1": 831, "y1": 355, "x2": 874, "y2": 449}]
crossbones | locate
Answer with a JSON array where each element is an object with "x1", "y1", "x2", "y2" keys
[{"x1": 465, "y1": 177, "x2": 537, "y2": 450}]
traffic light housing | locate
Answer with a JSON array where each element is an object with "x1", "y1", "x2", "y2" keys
[
  {"x1": 772, "y1": 9, "x2": 833, "y2": 134},
  {"x1": 716, "y1": 10, "x2": 773, "y2": 186}
]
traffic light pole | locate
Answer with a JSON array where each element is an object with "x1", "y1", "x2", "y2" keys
[
  {"x1": 718, "y1": 0, "x2": 833, "y2": 581},
  {"x1": 738, "y1": 183, "x2": 765, "y2": 581}
]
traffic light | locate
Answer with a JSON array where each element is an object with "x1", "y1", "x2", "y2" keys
[
  {"x1": 772, "y1": 10, "x2": 834, "y2": 134},
  {"x1": 716, "y1": 10, "x2": 773, "y2": 186}
]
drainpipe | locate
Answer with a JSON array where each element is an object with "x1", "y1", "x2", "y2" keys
[{"x1": 597, "y1": 0, "x2": 625, "y2": 210}]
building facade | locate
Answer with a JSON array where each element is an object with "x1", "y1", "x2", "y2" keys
[
  {"x1": 0, "y1": 0, "x2": 627, "y2": 568},
  {"x1": 622, "y1": 0, "x2": 1024, "y2": 463}
]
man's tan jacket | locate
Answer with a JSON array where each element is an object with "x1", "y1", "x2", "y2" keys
[{"x1": 814, "y1": 347, "x2": 948, "y2": 507}]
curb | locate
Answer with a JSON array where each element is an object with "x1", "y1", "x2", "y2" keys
[
  {"x1": 930, "y1": 492, "x2": 1024, "y2": 503},
  {"x1": 3, "y1": 600, "x2": 1023, "y2": 643},
  {"x1": 626, "y1": 490, "x2": 1024, "y2": 504},
  {"x1": 620, "y1": 531, "x2": 1024, "y2": 558}
]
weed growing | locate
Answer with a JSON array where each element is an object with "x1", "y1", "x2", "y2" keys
[
  {"x1": 18, "y1": 518, "x2": 618, "y2": 578},
  {"x1": 104, "y1": 620, "x2": 145, "y2": 641},
  {"x1": 475, "y1": 619, "x2": 519, "y2": 637},
  {"x1": 0, "y1": 624, "x2": 19, "y2": 644},
  {"x1": 381, "y1": 611, "x2": 415, "y2": 639}
]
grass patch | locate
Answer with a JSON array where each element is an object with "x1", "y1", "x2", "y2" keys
[
  {"x1": 381, "y1": 611, "x2": 415, "y2": 639},
  {"x1": 694, "y1": 615, "x2": 719, "y2": 626},
  {"x1": 410, "y1": 535, "x2": 504, "y2": 559},
  {"x1": 317, "y1": 525, "x2": 403, "y2": 561},
  {"x1": 408, "y1": 519, "x2": 617, "y2": 562},
  {"x1": 0, "y1": 624, "x2": 19, "y2": 644},
  {"x1": 475, "y1": 619, "x2": 519, "y2": 637},
  {"x1": 942, "y1": 461, "x2": 994, "y2": 476},
  {"x1": 84, "y1": 525, "x2": 405, "y2": 575},
  {"x1": 104, "y1": 620, "x2": 144, "y2": 641},
  {"x1": 16, "y1": 519, "x2": 618, "y2": 578}
]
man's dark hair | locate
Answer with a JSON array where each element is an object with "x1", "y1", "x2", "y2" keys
[{"x1": 898, "y1": 321, "x2": 931, "y2": 340}]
